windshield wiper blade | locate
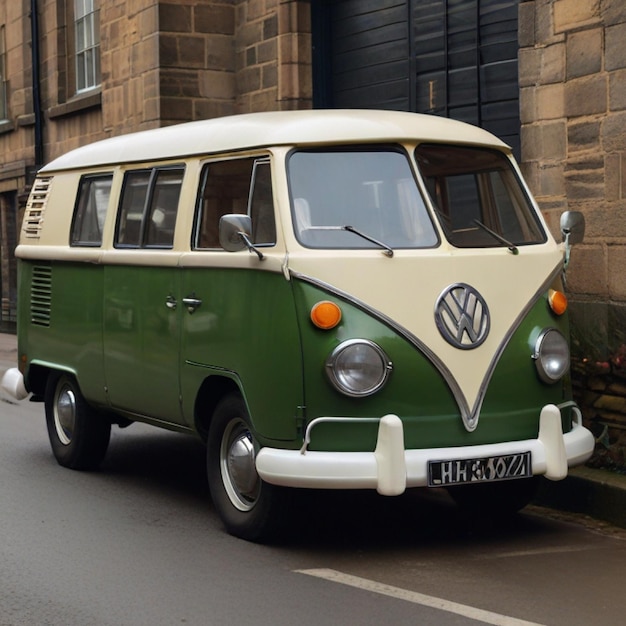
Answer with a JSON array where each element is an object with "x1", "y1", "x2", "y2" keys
[
  {"x1": 343, "y1": 225, "x2": 394, "y2": 257},
  {"x1": 473, "y1": 220, "x2": 518, "y2": 255}
]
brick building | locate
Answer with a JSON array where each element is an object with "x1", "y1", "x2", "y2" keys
[{"x1": 1, "y1": 0, "x2": 625, "y2": 467}]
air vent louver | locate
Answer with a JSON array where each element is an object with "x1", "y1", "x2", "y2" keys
[{"x1": 23, "y1": 177, "x2": 52, "y2": 239}]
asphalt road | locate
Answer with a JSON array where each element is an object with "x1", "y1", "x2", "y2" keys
[{"x1": 1, "y1": 385, "x2": 626, "y2": 626}]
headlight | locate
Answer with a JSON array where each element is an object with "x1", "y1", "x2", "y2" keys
[
  {"x1": 325, "y1": 339, "x2": 392, "y2": 397},
  {"x1": 533, "y1": 328, "x2": 570, "y2": 383}
]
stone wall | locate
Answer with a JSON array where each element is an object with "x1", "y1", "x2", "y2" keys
[
  {"x1": 519, "y1": 0, "x2": 626, "y2": 470},
  {"x1": 0, "y1": 0, "x2": 41, "y2": 184},
  {"x1": 0, "y1": 1, "x2": 313, "y2": 169},
  {"x1": 234, "y1": 0, "x2": 312, "y2": 112},
  {"x1": 159, "y1": 1, "x2": 236, "y2": 125}
]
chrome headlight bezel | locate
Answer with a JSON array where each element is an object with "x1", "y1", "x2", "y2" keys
[
  {"x1": 533, "y1": 328, "x2": 570, "y2": 384},
  {"x1": 325, "y1": 339, "x2": 392, "y2": 397}
]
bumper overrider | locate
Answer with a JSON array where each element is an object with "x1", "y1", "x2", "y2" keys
[
  {"x1": 2, "y1": 368, "x2": 28, "y2": 400},
  {"x1": 256, "y1": 403, "x2": 595, "y2": 496}
]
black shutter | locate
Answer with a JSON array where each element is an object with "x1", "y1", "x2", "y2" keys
[
  {"x1": 314, "y1": 0, "x2": 411, "y2": 110},
  {"x1": 312, "y1": 0, "x2": 521, "y2": 157}
]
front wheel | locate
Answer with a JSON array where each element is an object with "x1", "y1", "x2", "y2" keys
[
  {"x1": 44, "y1": 372, "x2": 111, "y2": 470},
  {"x1": 206, "y1": 394, "x2": 286, "y2": 542}
]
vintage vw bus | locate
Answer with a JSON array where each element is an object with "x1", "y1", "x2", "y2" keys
[{"x1": 2, "y1": 110, "x2": 593, "y2": 540}]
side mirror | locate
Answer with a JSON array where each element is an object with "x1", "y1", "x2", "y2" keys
[
  {"x1": 560, "y1": 211, "x2": 585, "y2": 245},
  {"x1": 560, "y1": 211, "x2": 585, "y2": 271},
  {"x1": 219, "y1": 214, "x2": 264, "y2": 260},
  {"x1": 219, "y1": 214, "x2": 251, "y2": 252}
]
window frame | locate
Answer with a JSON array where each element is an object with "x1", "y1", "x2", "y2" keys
[
  {"x1": 0, "y1": 25, "x2": 7, "y2": 121},
  {"x1": 74, "y1": 0, "x2": 101, "y2": 94},
  {"x1": 193, "y1": 156, "x2": 277, "y2": 251},
  {"x1": 70, "y1": 173, "x2": 113, "y2": 247},
  {"x1": 115, "y1": 165, "x2": 185, "y2": 250},
  {"x1": 415, "y1": 144, "x2": 547, "y2": 249},
  {"x1": 286, "y1": 145, "x2": 439, "y2": 251}
]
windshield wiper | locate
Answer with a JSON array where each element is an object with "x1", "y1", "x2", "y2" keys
[
  {"x1": 473, "y1": 220, "x2": 518, "y2": 255},
  {"x1": 342, "y1": 225, "x2": 394, "y2": 257}
]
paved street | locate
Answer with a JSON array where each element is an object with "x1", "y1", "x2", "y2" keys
[{"x1": 1, "y1": 340, "x2": 626, "y2": 625}]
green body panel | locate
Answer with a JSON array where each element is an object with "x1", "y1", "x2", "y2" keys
[
  {"x1": 17, "y1": 258, "x2": 570, "y2": 455},
  {"x1": 19, "y1": 259, "x2": 304, "y2": 442},
  {"x1": 103, "y1": 265, "x2": 182, "y2": 423},
  {"x1": 481, "y1": 294, "x2": 572, "y2": 433},
  {"x1": 292, "y1": 280, "x2": 570, "y2": 453},
  {"x1": 179, "y1": 267, "x2": 303, "y2": 442},
  {"x1": 18, "y1": 260, "x2": 107, "y2": 405}
]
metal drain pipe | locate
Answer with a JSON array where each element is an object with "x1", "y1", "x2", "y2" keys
[{"x1": 29, "y1": 0, "x2": 44, "y2": 170}]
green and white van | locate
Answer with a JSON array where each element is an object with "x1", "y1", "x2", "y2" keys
[{"x1": 2, "y1": 110, "x2": 593, "y2": 540}]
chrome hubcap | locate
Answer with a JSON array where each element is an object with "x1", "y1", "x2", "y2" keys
[
  {"x1": 55, "y1": 383, "x2": 76, "y2": 446},
  {"x1": 220, "y1": 418, "x2": 260, "y2": 512}
]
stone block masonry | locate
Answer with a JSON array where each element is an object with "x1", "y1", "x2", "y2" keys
[{"x1": 519, "y1": 0, "x2": 626, "y2": 470}]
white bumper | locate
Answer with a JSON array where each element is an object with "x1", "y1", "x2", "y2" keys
[
  {"x1": 256, "y1": 404, "x2": 595, "y2": 495},
  {"x1": 1, "y1": 367, "x2": 29, "y2": 401}
]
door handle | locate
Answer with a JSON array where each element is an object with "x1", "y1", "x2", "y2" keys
[
  {"x1": 182, "y1": 295, "x2": 202, "y2": 314},
  {"x1": 165, "y1": 294, "x2": 177, "y2": 310}
]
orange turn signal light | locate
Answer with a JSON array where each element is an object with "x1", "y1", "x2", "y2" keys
[
  {"x1": 548, "y1": 289, "x2": 568, "y2": 315},
  {"x1": 310, "y1": 300, "x2": 342, "y2": 330}
]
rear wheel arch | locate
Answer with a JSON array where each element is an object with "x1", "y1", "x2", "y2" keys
[{"x1": 25, "y1": 363, "x2": 54, "y2": 398}]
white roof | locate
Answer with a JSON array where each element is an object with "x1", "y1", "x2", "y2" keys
[{"x1": 41, "y1": 109, "x2": 510, "y2": 172}]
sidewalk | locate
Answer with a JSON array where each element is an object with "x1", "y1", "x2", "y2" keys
[
  {"x1": 1, "y1": 332, "x2": 625, "y2": 528},
  {"x1": 0, "y1": 332, "x2": 18, "y2": 372}
]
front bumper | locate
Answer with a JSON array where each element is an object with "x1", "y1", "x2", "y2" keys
[{"x1": 255, "y1": 403, "x2": 595, "y2": 495}]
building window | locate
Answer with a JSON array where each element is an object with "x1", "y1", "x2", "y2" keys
[
  {"x1": 75, "y1": 0, "x2": 101, "y2": 92},
  {"x1": 0, "y1": 26, "x2": 7, "y2": 120}
]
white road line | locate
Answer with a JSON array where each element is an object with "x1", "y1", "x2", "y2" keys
[
  {"x1": 478, "y1": 545, "x2": 593, "y2": 560},
  {"x1": 296, "y1": 568, "x2": 546, "y2": 626}
]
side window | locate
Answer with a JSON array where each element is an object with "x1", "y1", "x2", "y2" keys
[
  {"x1": 194, "y1": 157, "x2": 276, "y2": 249},
  {"x1": 249, "y1": 159, "x2": 276, "y2": 245},
  {"x1": 116, "y1": 167, "x2": 184, "y2": 248},
  {"x1": 71, "y1": 174, "x2": 113, "y2": 246},
  {"x1": 117, "y1": 170, "x2": 150, "y2": 247},
  {"x1": 145, "y1": 169, "x2": 184, "y2": 246}
]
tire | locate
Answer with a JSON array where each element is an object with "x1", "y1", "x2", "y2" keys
[
  {"x1": 44, "y1": 372, "x2": 111, "y2": 470},
  {"x1": 447, "y1": 477, "x2": 540, "y2": 518},
  {"x1": 207, "y1": 394, "x2": 286, "y2": 542}
]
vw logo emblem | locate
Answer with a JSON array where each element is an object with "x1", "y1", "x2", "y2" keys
[{"x1": 435, "y1": 283, "x2": 490, "y2": 349}]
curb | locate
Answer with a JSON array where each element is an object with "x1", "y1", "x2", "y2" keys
[{"x1": 535, "y1": 465, "x2": 626, "y2": 529}]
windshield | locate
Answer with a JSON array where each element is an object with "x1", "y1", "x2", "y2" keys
[
  {"x1": 414, "y1": 144, "x2": 546, "y2": 248},
  {"x1": 287, "y1": 148, "x2": 438, "y2": 250}
]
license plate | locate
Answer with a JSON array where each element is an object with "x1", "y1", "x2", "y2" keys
[{"x1": 427, "y1": 451, "x2": 532, "y2": 487}]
